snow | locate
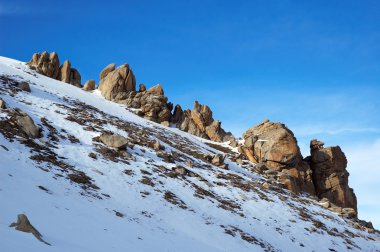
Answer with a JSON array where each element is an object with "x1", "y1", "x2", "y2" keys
[{"x1": 0, "y1": 56, "x2": 379, "y2": 252}]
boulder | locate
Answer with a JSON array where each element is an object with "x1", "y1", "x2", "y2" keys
[
  {"x1": 99, "y1": 63, "x2": 116, "y2": 80},
  {"x1": 14, "y1": 110, "x2": 41, "y2": 138},
  {"x1": 212, "y1": 154, "x2": 225, "y2": 166},
  {"x1": 9, "y1": 214, "x2": 49, "y2": 245},
  {"x1": 60, "y1": 60, "x2": 71, "y2": 83},
  {"x1": 69, "y1": 68, "x2": 81, "y2": 87},
  {"x1": 99, "y1": 133, "x2": 128, "y2": 149},
  {"x1": 309, "y1": 139, "x2": 357, "y2": 214},
  {"x1": 242, "y1": 120, "x2": 315, "y2": 195},
  {"x1": 98, "y1": 64, "x2": 136, "y2": 101},
  {"x1": 0, "y1": 98, "x2": 5, "y2": 109},
  {"x1": 83, "y1": 80, "x2": 96, "y2": 91},
  {"x1": 138, "y1": 84, "x2": 147, "y2": 92},
  {"x1": 17, "y1": 82, "x2": 31, "y2": 92},
  {"x1": 28, "y1": 51, "x2": 60, "y2": 79},
  {"x1": 147, "y1": 84, "x2": 164, "y2": 95}
]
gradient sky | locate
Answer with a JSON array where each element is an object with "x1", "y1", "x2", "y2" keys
[{"x1": 1, "y1": 0, "x2": 379, "y2": 228}]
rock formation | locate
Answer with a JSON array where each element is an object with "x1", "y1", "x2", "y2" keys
[
  {"x1": 83, "y1": 80, "x2": 95, "y2": 91},
  {"x1": 171, "y1": 101, "x2": 233, "y2": 142},
  {"x1": 98, "y1": 63, "x2": 136, "y2": 101},
  {"x1": 28, "y1": 52, "x2": 81, "y2": 87},
  {"x1": 0, "y1": 98, "x2": 5, "y2": 109},
  {"x1": 241, "y1": 120, "x2": 315, "y2": 195},
  {"x1": 308, "y1": 139, "x2": 357, "y2": 213}
]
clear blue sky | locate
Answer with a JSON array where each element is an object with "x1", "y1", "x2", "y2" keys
[{"x1": 1, "y1": 0, "x2": 380, "y2": 228}]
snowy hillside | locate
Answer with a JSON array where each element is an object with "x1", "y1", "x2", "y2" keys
[{"x1": 0, "y1": 56, "x2": 379, "y2": 252}]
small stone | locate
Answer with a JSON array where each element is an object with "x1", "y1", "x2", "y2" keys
[{"x1": 17, "y1": 82, "x2": 31, "y2": 92}]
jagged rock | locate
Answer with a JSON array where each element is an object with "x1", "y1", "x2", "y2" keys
[
  {"x1": 60, "y1": 60, "x2": 71, "y2": 83},
  {"x1": 229, "y1": 138, "x2": 239, "y2": 147},
  {"x1": 17, "y1": 81, "x2": 31, "y2": 92},
  {"x1": 98, "y1": 63, "x2": 136, "y2": 101},
  {"x1": 28, "y1": 51, "x2": 60, "y2": 79},
  {"x1": 0, "y1": 98, "x2": 5, "y2": 109},
  {"x1": 28, "y1": 52, "x2": 82, "y2": 87},
  {"x1": 13, "y1": 109, "x2": 41, "y2": 138},
  {"x1": 99, "y1": 63, "x2": 116, "y2": 80},
  {"x1": 172, "y1": 101, "x2": 233, "y2": 142},
  {"x1": 147, "y1": 84, "x2": 164, "y2": 95},
  {"x1": 99, "y1": 133, "x2": 128, "y2": 149},
  {"x1": 139, "y1": 84, "x2": 146, "y2": 92},
  {"x1": 309, "y1": 139, "x2": 357, "y2": 214},
  {"x1": 9, "y1": 214, "x2": 50, "y2": 245},
  {"x1": 242, "y1": 120, "x2": 315, "y2": 195},
  {"x1": 69, "y1": 68, "x2": 81, "y2": 87},
  {"x1": 83, "y1": 80, "x2": 95, "y2": 91}
]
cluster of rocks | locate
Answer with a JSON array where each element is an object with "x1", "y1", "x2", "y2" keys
[
  {"x1": 238, "y1": 119, "x2": 357, "y2": 217},
  {"x1": 27, "y1": 51, "x2": 83, "y2": 87},
  {"x1": 171, "y1": 101, "x2": 233, "y2": 142}
]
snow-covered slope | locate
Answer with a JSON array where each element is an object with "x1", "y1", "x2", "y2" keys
[{"x1": 0, "y1": 56, "x2": 379, "y2": 252}]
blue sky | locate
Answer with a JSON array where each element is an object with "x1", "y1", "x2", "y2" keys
[{"x1": 1, "y1": 0, "x2": 380, "y2": 228}]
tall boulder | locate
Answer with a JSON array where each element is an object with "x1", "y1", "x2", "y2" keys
[
  {"x1": 242, "y1": 120, "x2": 315, "y2": 195},
  {"x1": 172, "y1": 101, "x2": 233, "y2": 142},
  {"x1": 83, "y1": 80, "x2": 96, "y2": 91},
  {"x1": 98, "y1": 63, "x2": 136, "y2": 101},
  {"x1": 309, "y1": 139, "x2": 357, "y2": 213}
]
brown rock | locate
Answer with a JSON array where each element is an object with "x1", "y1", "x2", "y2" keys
[
  {"x1": 83, "y1": 80, "x2": 96, "y2": 91},
  {"x1": 309, "y1": 139, "x2": 357, "y2": 214},
  {"x1": 242, "y1": 120, "x2": 315, "y2": 195},
  {"x1": 147, "y1": 84, "x2": 164, "y2": 95},
  {"x1": 99, "y1": 133, "x2": 128, "y2": 149},
  {"x1": 69, "y1": 68, "x2": 81, "y2": 87},
  {"x1": 99, "y1": 63, "x2": 116, "y2": 80},
  {"x1": 0, "y1": 98, "x2": 5, "y2": 109},
  {"x1": 28, "y1": 51, "x2": 60, "y2": 79},
  {"x1": 212, "y1": 154, "x2": 225, "y2": 166},
  {"x1": 98, "y1": 64, "x2": 136, "y2": 101},
  {"x1": 17, "y1": 82, "x2": 31, "y2": 92},
  {"x1": 153, "y1": 140, "x2": 165, "y2": 151},
  {"x1": 9, "y1": 214, "x2": 50, "y2": 245},
  {"x1": 14, "y1": 110, "x2": 41, "y2": 138},
  {"x1": 60, "y1": 60, "x2": 71, "y2": 83},
  {"x1": 139, "y1": 84, "x2": 147, "y2": 92}
]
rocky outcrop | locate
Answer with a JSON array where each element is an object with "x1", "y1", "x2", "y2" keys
[
  {"x1": 9, "y1": 214, "x2": 50, "y2": 245},
  {"x1": 83, "y1": 80, "x2": 95, "y2": 91},
  {"x1": 242, "y1": 120, "x2": 315, "y2": 195},
  {"x1": 28, "y1": 52, "x2": 81, "y2": 87},
  {"x1": 98, "y1": 63, "x2": 136, "y2": 101},
  {"x1": 28, "y1": 51, "x2": 60, "y2": 79},
  {"x1": 171, "y1": 101, "x2": 233, "y2": 142},
  {"x1": 308, "y1": 139, "x2": 357, "y2": 213}
]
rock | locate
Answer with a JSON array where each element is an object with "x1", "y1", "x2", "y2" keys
[
  {"x1": 242, "y1": 120, "x2": 315, "y2": 195},
  {"x1": 99, "y1": 133, "x2": 128, "y2": 149},
  {"x1": 262, "y1": 182, "x2": 271, "y2": 189},
  {"x1": 147, "y1": 84, "x2": 164, "y2": 95},
  {"x1": 28, "y1": 51, "x2": 60, "y2": 79},
  {"x1": 172, "y1": 101, "x2": 233, "y2": 142},
  {"x1": 9, "y1": 214, "x2": 49, "y2": 245},
  {"x1": 309, "y1": 139, "x2": 357, "y2": 214},
  {"x1": 212, "y1": 154, "x2": 225, "y2": 166},
  {"x1": 138, "y1": 84, "x2": 147, "y2": 92},
  {"x1": 60, "y1": 60, "x2": 71, "y2": 83},
  {"x1": 69, "y1": 68, "x2": 81, "y2": 87},
  {"x1": 98, "y1": 64, "x2": 136, "y2": 101},
  {"x1": 99, "y1": 63, "x2": 116, "y2": 80},
  {"x1": 229, "y1": 138, "x2": 239, "y2": 147},
  {"x1": 185, "y1": 160, "x2": 193, "y2": 168},
  {"x1": 83, "y1": 80, "x2": 96, "y2": 91},
  {"x1": 173, "y1": 166, "x2": 187, "y2": 176},
  {"x1": 219, "y1": 164, "x2": 229, "y2": 170},
  {"x1": 319, "y1": 198, "x2": 330, "y2": 209},
  {"x1": 153, "y1": 140, "x2": 165, "y2": 151},
  {"x1": 0, "y1": 98, "x2": 5, "y2": 109},
  {"x1": 14, "y1": 110, "x2": 41, "y2": 138},
  {"x1": 17, "y1": 81, "x2": 31, "y2": 92},
  {"x1": 160, "y1": 121, "x2": 170, "y2": 127}
]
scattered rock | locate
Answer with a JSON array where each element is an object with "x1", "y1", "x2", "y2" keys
[
  {"x1": 153, "y1": 140, "x2": 164, "y2": 151},
  {"x1": 99, "y1": 133, "x2": 128, "y2": 149},
  {"x1": 9, "y1": 214, "x2": 50, "y2": 245},
  {"x1": 17, "y1": 81, "x2": 31, "y2": 92},
  {"x1": 83, "y1": 80, "x2": 96, "y2": 91}
]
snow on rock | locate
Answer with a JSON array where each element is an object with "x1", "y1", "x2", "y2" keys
[{"x1": 0, "y1": 56, "x2": 379, "y2": 252}]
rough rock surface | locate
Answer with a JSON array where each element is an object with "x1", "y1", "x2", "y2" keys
[
  {"x1": 242, "y1": 120, "x2": 315, "y2": 195},
  {"x1": 98, "y1": 63, "x2": 136, "y2": 101},
  {"x1": 28, "y1": 52, "x2": 81, "y2": 87},
  {"x1": 27, "y1": 51, "x2": 60, "y2": 79},
  {"x1": 99, "y1": 63, "x2": 116, "y2": 80},
  {"x1": 9, "y1": 214, "x2": 49, "y2": 245},
  {"x1": 309, "y1": 139, "x2": 357, "y2": 213},
  {"x1": 83, "y1": 80, "x2": 95, "y2": 91},
  {"x1": 171, "y1": 101, "x2": 233, "y2": 142},
  {"x1": 0, "y1": 98, "x2": 5, "y2": 109},
  {"x1": 99, "y1": 133, "x2": 128, "y2": 149}
]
